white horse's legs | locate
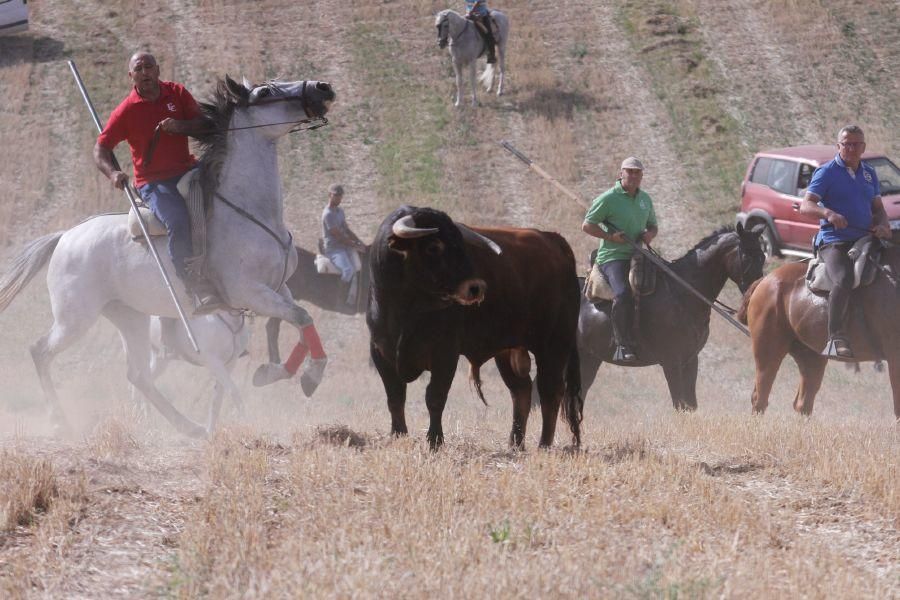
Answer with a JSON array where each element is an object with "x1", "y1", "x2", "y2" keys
[
  {"x1": 453, "y1": 62, "x2": 464, "y2": 107},
  {"x1": 30, "y1": 311, "x2": 98, "y2": 434},
  {"x1": 103, "y1": 302, "x2": 206, "y2": 438},
  {"x1": 497, "y1": 46, "x2": 505, "y2": 96},
  {"x1": 469, "y1": 62, "x2": 478, "y2": 106},
  {"x1": 245, "y1": 283, "x2": 328, "y2": 396},
  {"x1": 131, "y1": 349, "x2": 168, "y2": 417},
  {"x1": 198, "y1": 354, "x2": 244, "y2": 433}
]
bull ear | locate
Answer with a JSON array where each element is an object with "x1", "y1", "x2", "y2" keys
[
  {"x1": 456, "y1": 223, "x2": 502, "y2": 255},
  {"x1": 736, "y1": 222, "x2": 745, "y2": 236}
]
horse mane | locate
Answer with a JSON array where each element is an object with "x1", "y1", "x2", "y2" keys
[
  {"x1": 672, "y1": 225, "x2": 737, "y2": 267},
  {"x1": 193, "y1": 77, "x2": 283, "y2": 207}
]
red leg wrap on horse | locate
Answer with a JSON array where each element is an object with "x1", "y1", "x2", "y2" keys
[
  {"x1": 284, "y1": 343, "x2": 309, "y2": 375},
  {"x1": 302, "y1": 324, "x2": 326, "y2": 359}
]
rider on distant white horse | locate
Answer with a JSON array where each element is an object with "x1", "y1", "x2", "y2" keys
[
  {"x1": 322, "y1": 183, "x2": 366, "y2": 306},
  {"x1": 465, "y1": 0, "x2": 497, "y2": 64},
  {"x1": 93, "y1": 52, "x2": 221, "y2": 313}
]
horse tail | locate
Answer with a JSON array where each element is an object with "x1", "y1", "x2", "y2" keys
[
  {"x1": 0, "y1": 231, "x2": 65, "y2": 312},
  {"x1": 562, "y1": 342, "x2": 584, "y2": 447},
  {"x1": 736, "y1": 278, "x2": 764, "y2": 325},
  {"x1": 469, "y1": 362, "x2": 488, "y2": 406},
  {"x1": 479, "y1": 63, "x2": 495, "y2": 91}
]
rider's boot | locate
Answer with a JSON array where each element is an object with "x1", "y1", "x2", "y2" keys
[
  {"x1": 484, "y1": 18, "x2": 497, "y2": 64},
  {"x1": 823, "y1": 282, "x2": 853, "y2": 359},
  {"x1": 611, "y1": 299, "x2": 637, "y2": 363}
]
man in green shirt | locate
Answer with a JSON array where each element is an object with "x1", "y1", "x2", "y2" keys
[{"x1": 582, "y1": 157, "x2": 658, "y2": 362}]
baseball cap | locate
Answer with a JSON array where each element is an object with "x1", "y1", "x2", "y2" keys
[{"x1": 620, "y1": 157, "x2": 644, "y2": 171}]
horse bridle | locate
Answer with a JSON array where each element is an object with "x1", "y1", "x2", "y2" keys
[
  {"x1": 145, "y1": 81, "x2": 328, "y2": 166},
  {"x1": 231, "y1": 81, "x2": 329, "y2": 133},
  {"x1": 437, "y1": 14, "x2": 470, "y2": 46}
]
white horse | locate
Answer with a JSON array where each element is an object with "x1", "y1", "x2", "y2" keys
[
  {"x1": 0, "y1": 77, "x2": 335, "y2": 437},
  {"x1": 136, "y1": 313, "x2": 250, "y2": 421},
  {"x1": 436, "y1": 9, "x2": 510, "y2": 107}
]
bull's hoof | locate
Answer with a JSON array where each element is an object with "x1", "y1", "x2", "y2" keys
[
  {"x1": 300, "y1": 357, "x2": 328, "y2": 397},
  {"x1": 253, "y1": 363, "x2": 290, "y2": 387},
  {"x1": 426, "y1": 431, "x2": 444, "y2": 451}
]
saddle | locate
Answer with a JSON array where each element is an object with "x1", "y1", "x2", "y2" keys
[
  {"x1": 468, "y1": 13, "x2": 499, "y2": 52},
  {"x1": 583, "y1": 250, "x2": 657, "y2": 303},
  {"x1": 805, "y1": 235, "x2": 883, "y2": 295},
  {"x1": 314, "y1": 243, "x2": 363, "y2": 276},
  {"x1": 128, "y1": 169, "x2": 203, "y2": 237}
]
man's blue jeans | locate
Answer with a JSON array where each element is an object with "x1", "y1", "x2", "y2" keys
[
  {"x1": 139, "y1": 173, "x2": 192, "y2": 280},
  {"x1": 325, "y1": 248, "x2": 356, "y2": 282}
]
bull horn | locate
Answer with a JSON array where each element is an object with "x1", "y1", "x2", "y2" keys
[
  {"x1": 457, "y1": 223, "x2": 502, "y2": 255},
  {"x1": 392, "y1": 215, "x2": 439, "y2": 238}
]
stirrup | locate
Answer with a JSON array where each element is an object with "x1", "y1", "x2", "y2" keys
[
  {"x1": 192, "y1": 292, "x2": 226, "y2": 316},
  {"x1": 614, "y1": 345, "x2": 637, "y2": 363},
  {"x1": 822, "y1": 338, "x2": 854, "y2": 360}
]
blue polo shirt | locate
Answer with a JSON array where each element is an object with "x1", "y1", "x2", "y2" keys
[{"x1": 807, "y1": 154, "x2": 880, "y2": 246}]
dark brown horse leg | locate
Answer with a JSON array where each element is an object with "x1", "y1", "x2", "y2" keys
[
  {"x1": 535, "y1": 353, "x2": 565, "y2": 448},
  {"x1": 495, "y1": 350, "x2": 533, "y2": 450},
  {"x1": 888, "y1": 360, "x2": 900, "y2": 420},
  {"x1": 788, "y1": 344, "x2": 828, "y2": 416},
  {"x1": 681, "y1": 354, "x2": 699, "y2": 411},
  {"x1": 661, "y1": 360, "x2": 687, "y2": 411}
]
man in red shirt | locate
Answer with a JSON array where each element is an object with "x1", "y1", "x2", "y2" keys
[{"x1": 94, "y1": 51, "x2": 220, "y2": 312}]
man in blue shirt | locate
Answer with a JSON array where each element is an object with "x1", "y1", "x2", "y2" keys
[
  {"x1": 465, "y1": 0, "x2": 497, "y2": 64},
  {"x1": 800, "y1": 125, "x2": 891, "y2": 358}
]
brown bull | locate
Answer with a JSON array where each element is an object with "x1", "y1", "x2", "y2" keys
[{"x1": 367, "y1": 206, "x2": 583, "y2": 450}]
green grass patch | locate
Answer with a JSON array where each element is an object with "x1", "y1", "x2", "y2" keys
[
  {"x1": 616, "y1": 0, "x2": 747, "y2": 216},
  {"x1": 349, "y1": 24, "x2": 450, "y2": 212}
]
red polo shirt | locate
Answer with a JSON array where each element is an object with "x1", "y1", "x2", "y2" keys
[{"x1": 97, "y1": 80, "x2": 201, "y2": 188}]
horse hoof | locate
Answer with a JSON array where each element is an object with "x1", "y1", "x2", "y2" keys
[
  {"x1": 300, "y1": 357, "x2": 328, "y2": 397},
  {"x1": 252, "y1": 363, "x2": 290, "y2": 387}
]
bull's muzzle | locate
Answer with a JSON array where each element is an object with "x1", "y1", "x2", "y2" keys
[{"x1": 452, "y1": 278, "x2": 487, "y2": 305}]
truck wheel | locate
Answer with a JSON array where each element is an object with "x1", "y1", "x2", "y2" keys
[{"x1": 756, "y1": 222, "x2": 780, "y2": 260}]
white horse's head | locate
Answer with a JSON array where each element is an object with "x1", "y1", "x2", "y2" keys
[
  {"x1": 217, "y1": 76, "x2": 336, "y2": 139},
  {"x1": 435, "y1": 9, "x2": 464, "y2": 49}
]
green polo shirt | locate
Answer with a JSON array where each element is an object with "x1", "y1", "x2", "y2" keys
[{"x1": 584, "y1": 181, "x2": 657, "y2": 264}]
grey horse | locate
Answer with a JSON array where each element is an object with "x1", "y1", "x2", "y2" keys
[
  {"x1": 436, "y1": 8, "x2": 510, "y2": 107},
  {"x1": 0, "y1": 77, "x2": 335, "y2": 437}
]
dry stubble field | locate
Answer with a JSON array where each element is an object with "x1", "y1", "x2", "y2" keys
[{"x1": 1, "y1": 0, "x2": 899, "y2": 598}]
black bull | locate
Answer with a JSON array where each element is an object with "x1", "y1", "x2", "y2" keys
[{"x1": 367, "y1": 206, "x2": 583, "y2": 449}]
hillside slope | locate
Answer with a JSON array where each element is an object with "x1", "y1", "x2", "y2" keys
[{"x1": 1, "y1": 0, "x2": 896, "y2": 258}]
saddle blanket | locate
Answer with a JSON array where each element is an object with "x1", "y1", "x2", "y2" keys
[
  {"x1": 315, "y1": 250, "x2": 362, "y2": 275},
  {"x1": 806, "y1": 235, "x2": 879, "y2": 295}
]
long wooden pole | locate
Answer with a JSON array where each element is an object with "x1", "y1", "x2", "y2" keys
[
  {"x1": 68, "y1": 60, "x2": 201, "y2": 352},
  {"x1": 499, "y1": 140, "x2": 750, "y2": 337}
]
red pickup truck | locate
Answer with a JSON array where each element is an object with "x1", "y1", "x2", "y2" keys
[{"x1": 735, "y1": 145, "x2": 900, "y2": 258}]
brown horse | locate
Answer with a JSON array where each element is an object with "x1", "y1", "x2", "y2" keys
[{"x1": 738, "y1": 243, "x2": 900, "y2": 418}]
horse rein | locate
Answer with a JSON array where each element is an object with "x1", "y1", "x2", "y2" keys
[
  {"x1": 145, "y1": 82, "x2": 329, "y2": 166},
  {"x1": 213, "y1": 191, "x2": 294, "y2": 290}
]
